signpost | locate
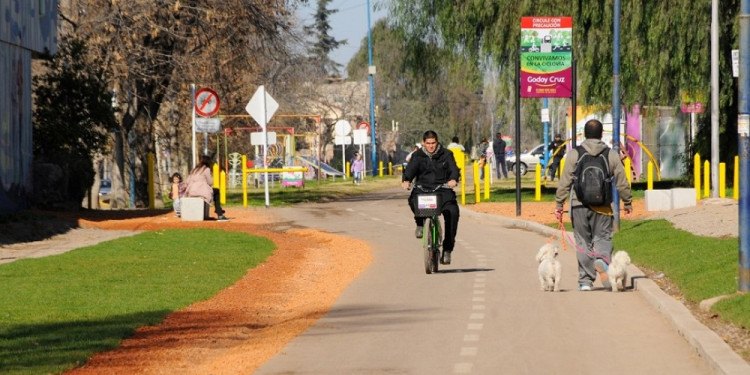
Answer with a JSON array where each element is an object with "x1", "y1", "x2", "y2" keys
[
  {"x1": 192, "y1": 86, "x2": 222, "y2": 165},
  {"x1": 334, "y1": 120, "x2": 352, "y2": 179},
  {"x1": 246, "y1": 85, "x2": 279, "y2": 207}
]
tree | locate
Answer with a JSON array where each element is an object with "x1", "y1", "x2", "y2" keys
[
  {"x1": 305, "y1": 0, "x2": 347, "y2": 77},
  {"x1": 32, "y1": 35, "x2": 117, "y2": 208},
  {"x1": 60, "y1": 0, "x2": 307, "y2": 207}
]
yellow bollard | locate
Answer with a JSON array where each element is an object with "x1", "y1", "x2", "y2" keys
[
  {"x1": 719, "y1": 162, "x2": 726, "y2": 198},
  {"x1": 242, "y1": 155, "x2": 248, "y2": 207},
  {"x1": 379, "y1": 161, "x2": 384, "y2": 177},
  {"x1": 148, "y1": 153, "x2": 155, "y2": 209},
  {"x1": 220, "y1": 170, "x2": 227, "y2": 204},
  {"x1": 473, "y1": 161, "x2": 480, "y2": 203},
  {"x1": 213, "y1": 163, "x2": 219, "y2": 188},
  {"x1": 647, "y1": 161, "x2": 654, "y2": 190},
  {"x1": 735, "y1": 156, "x2": 740, "y2": 201},
  {"x1": 560, "y1": 158, "x2": 566, "y2": 178},
  {"x1": 389, "y1": 162, "x2": 393, "y2": 176},
  {"x1": 346, "y1": 161, "x2": 351, "y2": 179},
  {"x1": 694, "y1": 153, "x2": 701, "y2": 201},
  {"x1": 624, "y1": 157, "x2": 632, "y2": 185},
  {"x1": 703, "y1": 160, "x2": 710, "y2": 198},
  {"x1": 535, "y1": 163, "x2": 541, "y2": 201},
  {"x1": 483, "y1": 163, "x2": 490, "y2": 200}
]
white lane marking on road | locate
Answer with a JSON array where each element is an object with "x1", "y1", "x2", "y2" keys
[
  {"x1": 472, "y1": 305, "x2": 485, "y2": 310},
  {"x1": 454, "y1": 363, "x2": 473, "y2": 373},
  {"x1": 472, "y1": 297, "x2": 485, "y2": 302},
  {"x1": 464, "y1": 334, "x2": 480, "y2": 342},
  {"x1": 473, "y1": 290, "x2": 485, "y2": 295},
  {"x1": 473, "y1": 283, "x2": 486, "y2": 288},
  {"x1": 460, "y1": 347, "x2": 479, "y2": 356},
  {"x1": 469, "y1": 313, "x2": 485, "y2": 320},
  {"x1": 467, "y1": 323, "x2": 483, "y2": 330}
]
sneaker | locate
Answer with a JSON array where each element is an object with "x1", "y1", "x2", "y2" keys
[
  {"x1": 440, "y1": 251, "x2": 452, "y2": 265},
  {"x1": 217, "y1": 215, "x2": 230, "y2": 222},
  {"x1": 594, "y1": 259, "x2": 611, "y2": 289},
  {"x1": 578, "y1": 284, "x2": 592, "y2": 291},
  {"x1": 415, "y1": 226, "x2": 423, "y2": 239}
]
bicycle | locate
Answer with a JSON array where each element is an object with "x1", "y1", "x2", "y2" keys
[{"x1": 412, "y1": 184, "x2": 452, "y2": 274}]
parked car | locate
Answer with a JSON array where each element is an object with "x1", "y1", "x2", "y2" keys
[
  {"x1": 98, "y1": 179, "x2": 111, "y2": 202},
  {"x1": 507, "y1": 144, "x2": 546, "y2": 176}
]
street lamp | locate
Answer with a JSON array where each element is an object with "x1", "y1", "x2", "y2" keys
[{"x1": 367, "y1": 0, "x2": 377, "y2": 176}]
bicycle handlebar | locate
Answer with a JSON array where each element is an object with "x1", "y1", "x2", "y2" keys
[{"x1": 412, "y1": 183, "x2": 454, "y2": 192}]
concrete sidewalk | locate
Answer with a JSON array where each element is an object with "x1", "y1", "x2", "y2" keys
[{"x1": 461, "y1": 207, "x2": 750, "y2": 375}]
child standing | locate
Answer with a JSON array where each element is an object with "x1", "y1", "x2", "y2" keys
[
  {"x1": 169, "y1": 172, "x2": 185, "y2": 217},
  {"x1": 351, "y1": 153, "x2": 364, "y2": 185}
]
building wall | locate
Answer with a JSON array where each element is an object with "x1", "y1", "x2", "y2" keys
[{"x1": 0, "y1": 0, "x2": 58, "y2": 213}]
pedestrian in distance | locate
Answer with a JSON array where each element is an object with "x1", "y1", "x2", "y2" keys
[
  {"x1": 554, "y1": 119, "x2": 633, "y2": 291},
  {"x1": 169, "y1": 172, "x2": 186, "y2": 217},
  {"x1": 351, "y1": 153, "x2": 364, "y2": 185},
  {"x1": 477, "y1": 138, "x2": 489, "y2": 180},
  {"x1": 547, "y1": 134, "x2": 566, "y2": 181},
  {"x1": 492, "y1": 131, "x2": 508, "y2": 179},
  {"x1": 401, "y1": 130, "x2": 461, "y2": 265},
  {"x1": 185, "y1": 154, "x2": 229, "y2": 222},
  {"x1": 446, "y1": 136, "x2": 466, "y2": 152}
]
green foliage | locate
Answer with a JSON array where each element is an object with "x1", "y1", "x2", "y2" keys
[
  {"x1": 32, "y1": 35, "x2": 116, "y2": 163},
  {"x1": 0, "y1": 229, "x2": 274, "y2": 374},
  {"x1": 306, "y1": 0, "x2": 347, "y2": 76},
  {"x1": 615, "y1": 220, "x2": 737, "y2": 302}
]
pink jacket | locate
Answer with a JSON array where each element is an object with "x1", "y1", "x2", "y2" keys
[{"x1": 185, "y1": 166, "x2": 214, "y2": 204}]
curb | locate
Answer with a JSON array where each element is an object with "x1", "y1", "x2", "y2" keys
[{"x1": 461, "y1": 207, "x2": 750, "y2": 375}]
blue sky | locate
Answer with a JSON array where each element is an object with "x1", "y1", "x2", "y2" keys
[{"x1": 297, "y1": 0, "x2": 388, "y2": 73}]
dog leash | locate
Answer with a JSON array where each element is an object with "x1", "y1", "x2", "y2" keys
[{"x1": 555, "y1": 215, "x2": 610, "y2": 264}]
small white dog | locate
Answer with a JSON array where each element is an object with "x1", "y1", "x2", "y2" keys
[
  {"x1": 607, "y1": 251, "x2": 631, "y2": 292},
  {"x1": 536, "y1": 243, "x2": 562, "y2": 292}
]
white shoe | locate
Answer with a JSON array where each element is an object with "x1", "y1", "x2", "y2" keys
[{"x1": 578, "y1": 284, "x2": 592, "y2": 291}]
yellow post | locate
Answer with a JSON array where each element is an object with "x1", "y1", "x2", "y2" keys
[
  {"x1": 379, "y1": 161, "x2": 384, "y2": 177},
  {"x1": 647, "y1": 161, "x2": 654, "y2": 190},
  {"x1": 220, "y1": 170, "x2": 227, "y2": 204},
  {"x1": 735, "y1": 156, "x2": 740, "y2": 200},
  {"x1": 212, "y1": 163, "x2": 219, "y2": 188},
  {"x1": 703, "y1": 160, "x2": 710, "y2": 198},
  {"x1": 346, "y1": 161, "x2": 351, "y2": 179},
  {"x1": 148, "y1": 152, "x2": 155, "y2": 209},
  {"x1": 694, "y1": 153, "x2": 701, "y2": 201},
  {"x1": 389, "y1": 162, "x2": 393, "y2": 176},
  {"x1": 473, "y1": 161, "x2": 480, "y2": 203},
  {"x1": 242, "y1": 155, "x2": 248, "y2": 207},
  {"x1": 623, "y1": 157, "x2": 632, "y2": 185},
  {"x1": 560, "y1": 157, "x2": 566, "y2": 175},
  {"x1": 483, "y1": 163, "x2": 490, "y2": 200},
  {"x1": 719, "y1": 162, "x2": 726, "y2": 198},
  {"x1": 535, "y1": 163, "x2": 541, "y2": 201}
]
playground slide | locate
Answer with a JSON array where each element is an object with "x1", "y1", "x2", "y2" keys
[{"x1": 295, "y1": 155, "x2": 344, "y2": 176}]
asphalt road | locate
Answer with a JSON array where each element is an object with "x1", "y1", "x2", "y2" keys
[{"x1": 255, "y1": 186, "x2": 714, "y2": 375}]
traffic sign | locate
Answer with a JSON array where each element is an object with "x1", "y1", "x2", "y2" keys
[
  {"x1": 245, "y1": 85, "x2": 279, "y2": 129},
  {"x1": 195, "y1": 117, "x2": 222, "y2": 133},
  {"x1": 357, "y1": 121, "x2": 370, "y2": 134},
  {"x1": 334, "y1": 120, "x2": 352, "y2": 136},
  {"x1": 195, "y1": 88, "x2": 220, "y2": 117}
]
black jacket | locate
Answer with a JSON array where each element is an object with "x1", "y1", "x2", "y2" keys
[{"x1": 402, "y1": 145, "x2": 460, "y2": 189}]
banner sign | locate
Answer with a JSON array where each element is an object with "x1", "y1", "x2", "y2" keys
[{"x1": 520, "y1": 17, "x2": 573, "y2": 98}]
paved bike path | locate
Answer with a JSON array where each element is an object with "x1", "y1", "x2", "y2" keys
[{"x1": 255, "y1": 187, "x2": 741, "y2": 375}]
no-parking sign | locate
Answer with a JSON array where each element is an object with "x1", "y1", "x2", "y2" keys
[{"x1": 195, "y1": 88, "x2": 220, "y2": 117}]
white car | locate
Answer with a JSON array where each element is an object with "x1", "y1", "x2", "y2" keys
[{"x1": 507, "y1": 144, "x2": 547, "y2": 175}]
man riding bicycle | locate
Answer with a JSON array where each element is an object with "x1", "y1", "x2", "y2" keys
[{"x1": 401, "y1": 130, "x2": 460, "y2": 265}]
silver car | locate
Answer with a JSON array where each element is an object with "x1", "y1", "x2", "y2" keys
[{"x1": 506, "y1": 144, "x2": 547, "y2": 175}]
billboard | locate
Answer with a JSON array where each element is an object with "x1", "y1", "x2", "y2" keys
[{"x1": 520, "y1": 17, "x2": 572, "y2": 98}]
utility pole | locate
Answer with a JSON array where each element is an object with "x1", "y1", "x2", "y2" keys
[
  {"x1": 711, "y1": 0, "x2": 720, "y2": 198},
  {"x1": 612, "y1": 0, "x2": 622, "y2": 231},
  {"x1": 366, "y1": 0, "x2": 377, "y2": 177},
  {"x1": 737, "y1": 0, "x2": 749, "y2": 291}
]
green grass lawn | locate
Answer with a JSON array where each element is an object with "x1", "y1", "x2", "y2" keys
[{"x1": 0, "y1": 229, "x2": 275, "y2": 375}]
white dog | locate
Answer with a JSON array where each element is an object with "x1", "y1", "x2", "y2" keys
[
  {"x1": 536, "y1": 243, "x2": 562, "y2": 292},
  {"x1": 607, "y1": 251, "x2": 631, "y2": 292}
]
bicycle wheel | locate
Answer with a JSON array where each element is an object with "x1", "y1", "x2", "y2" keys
[{"x1": 423, "y1": 218, "x2": 435, "y2": 274}]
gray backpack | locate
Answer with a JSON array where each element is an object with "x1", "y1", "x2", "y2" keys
[{"x1": 573, "y1": 146, "x2": 612, "y2": 206}]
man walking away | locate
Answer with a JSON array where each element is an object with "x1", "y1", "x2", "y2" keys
[{"x1": 492, "y1": 132, "x2": 508, "y2": 179}]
